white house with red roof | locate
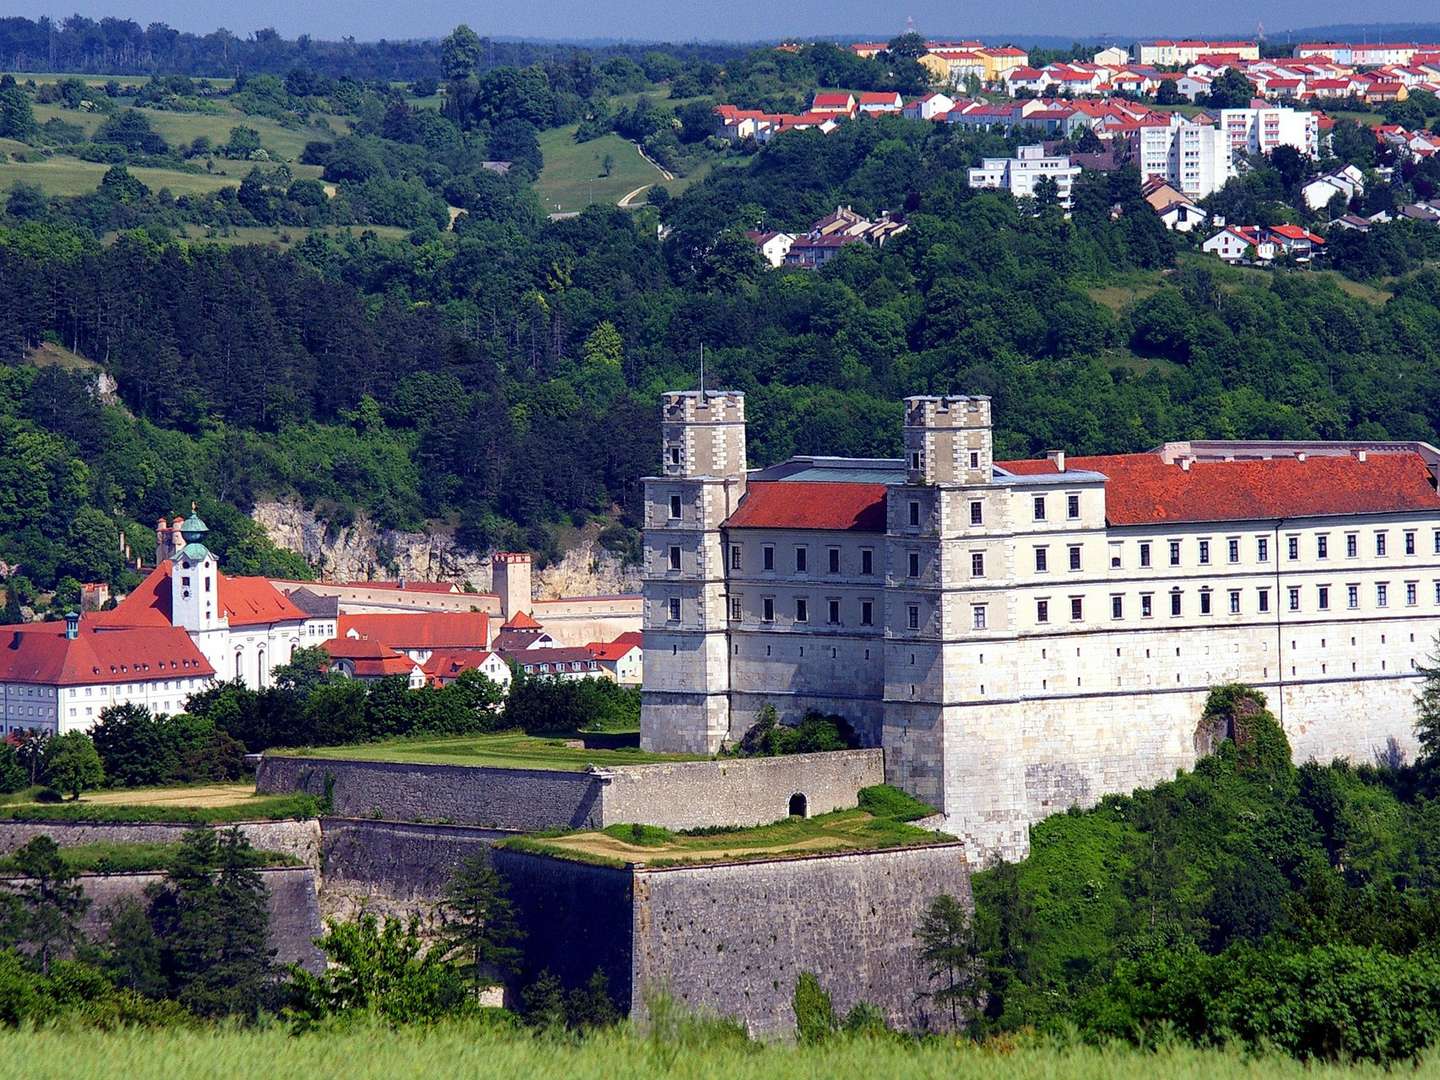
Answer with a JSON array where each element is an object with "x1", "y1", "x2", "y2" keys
[
  {"x1": 0, "y1": 511, "x2": 335, "y2": 735},
  {"x1": 641, "y1": 390, "x2": 1440, "y2": 861}
]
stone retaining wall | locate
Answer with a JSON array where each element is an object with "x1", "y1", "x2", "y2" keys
[{"x1": 0, "y1": 819, "x2": 322, "y2": 867}]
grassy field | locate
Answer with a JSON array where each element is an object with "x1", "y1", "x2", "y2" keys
[
  {"x1": 20, "y1": 73, "x2": 236, "y2": 89},
  {"x1": 288, "y1": 732, "x2": 698, "y2": 772},
  {"x1": 0, "y1": 1024, "x2": 1430, "y2": 1080},
  {"x1": 30, "y1": 102, "x2": 346, "y2": 161},
  {"x1": 0, "y1": 156, "x2": 243, "y2": 197},
  {"x1": 536, "y1": 126, "x2": 668, "y2": 213},
  {"x1": 150, "y1": 224, "x2": 412, "y2": 249},
  {"x1": 515, "y1": 808, "x2": 950, "y2": 867},
  {"x1": 0, "y1": 786, "x2": 318, "y2": 824}
]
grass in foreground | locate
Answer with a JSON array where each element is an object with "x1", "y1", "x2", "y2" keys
[
  {"x1": 507, "y1": 806, "x2": 950, "y2": 868},
  {"x1": 0, "y1": 840, "x2": 296, "y2": 875},
  {"x1": 0, "y1": 1023, "x2": 1430, "y2": 1080},
  {"x1": 285, "y1": 732, "x2": 700, "y2": 772}
]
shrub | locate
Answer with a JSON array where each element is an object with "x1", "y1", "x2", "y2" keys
[
  {"x1": 857, "y1": 784, "x2": 935, "y2": 822},
  {"x1": 792, "y1": 971, "x2": 837, "y2": 1044},
  {"x1": 601, "y1": 823, "x2": 674, "y2": 847}
]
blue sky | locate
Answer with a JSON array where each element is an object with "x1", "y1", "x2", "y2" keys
[{"x1": 26, "y1": 0, "x2": 1430, "y2": 43}]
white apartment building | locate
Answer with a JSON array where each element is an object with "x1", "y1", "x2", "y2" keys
[
  {"x1": 1220, "y1": 106, "x2": 1319, "y2": 158},
  {"x1": 641, "y1": 391, "x2": 1437, "y2": 862},
  {"x1": 1132, "y1": 120, "x2": 1233, "y2": 198},
  {"x1": 967, "y1": 144, "x2": 1081, "y2": 208},
  {"x1": 1137, "y1": 40, "x2": 1260, "y2": 66}
]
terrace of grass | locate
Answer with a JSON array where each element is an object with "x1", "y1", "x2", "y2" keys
[
  {"x1": 503, "y1": 785, "x2": 950, "y2": 868},
  {"x1": 0, "y1": 840, "x2": 298, "y2": 875},
  {"x1": 279, "y1": 731, "x2": 704, "y2": 772},
  {"x1": 0, "y1": 782, "x2": 319, "y2": 824}
]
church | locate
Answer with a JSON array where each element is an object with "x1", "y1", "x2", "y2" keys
[{"x1": 0, "y1": 512, "x2": 334, "y2": 737}]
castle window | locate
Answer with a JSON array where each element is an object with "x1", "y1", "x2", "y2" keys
[
  {"x1": 1141, "y1": 594, "x2": 1153, "y2": 618},
  {"x1": 970, "y1": 501, "x2": 983, "y2": 526},
  {"x1": 668, "y1": 598, "x2": 681, "y2": 622},
  {"x1": 1070, "y1": 596, "x2": 1083, "y2": 622},
  {"x1": 1287, "y1": 535, "x2": 1299, "y2": 561},
  {"x1": 1227, "y1": 538, "x2": 1240, "y2": 563},
  {"x1": 1257, "y1": 536, "x2": 1269, "y2": 562},
  {"x1": 861, "y1": 600, "x2": 874, "y2": 626},
  {"x1": 972, "y1": 605, "x2": 987, "y2": 630},
  {"x1": 1109, "y1": 542, "x2": 1122, "y2": 569},
  {"x1": 1376, "y1": 532, "x2": 1388, "y2": 557},
  {"x1": 1035, "y1": 547, "x2": 1048, "y2": 573},
  {"x1": 795, "y1": 547, "x2": 808, "y2": 573},
  {"x1": 907, "y1": 605, "x2": 920, "y2": 631},
  {"x1": 669, "y1": 495, "x2": 681, "y2": 520},
  {"x1": 1200, "y1": 590, "x2": 1212, "y2": 615},
  {"x1": 1229, "y1": 589, "x2": 1241, "y2": 614},
  {"x1": 1377, "y1": 583, "x2": 1389, "y2": 607},
  {"x1": 910, "y1": 450, "x2": 921, "y2": 471},
  {"x1": 861, "y1": 549, "x2": 874, "y2": 575},
  {"x1": 969, "y1": 451, "x2": 980, "y2": 469},
  {"x1": 1066, "y1": 494, "x2": 1080, "y2": 519},
  {"x1": 1258, "y1": 588, "x2": 1270, "y2": 613},
  {"x1": 971, "y1": 552, "x2": 985, "y2": 577},
  {"x1": 1068, "y1": 545, "x2": 1081, "y2": 571},
  {"x1": 1346, "y1": 533, "x2": 1358, "y2": 558},
  {"x1": 763, "y1": 545, "x2": 775, "y2": 571},
  {"x1": 669, "y1": 446, "x2": 681, "y2": 466},
  {"x1": 1408, "y1": 581, "x2": 1418, "y2": 606},
  {"x1": 828, "y1": 600, "x2": 840, "y2": 624},
  {"x1": 1434, "y1": 531, "x2": 1440, "y2": 555},
  {"x1": 731, "y1": 597, "x2": 742, "y2": 621},
  {"x1": 181, "y1": 575, "x2": 191, "y2": 587},
  {"x1": 1435, "y1": 580, "x2": 1440, "y2": 605},
  {"x1": 908, "y1": 501, "x2": 921, "y2": 527},
  {"x1": 1168, "y1": 540, "x2": 1181, "y2": 566},
  {"x1": 1111, "y1": 595, "x2": 1123, "y2": 620},
  {"x1": 668, "y1": 546, "x2": 681, "y2": 571},
  {"x1": 1170, "y1": 590, "x2": 1182, "y2": 616},
  {"x1": 1036, "y1": 599, "x2": 1049, "y2": 623},
  {"x1": 1032, "y1": 496, "x2": 1046, "y2": 522},
  {"x1": 731, "y1": 545, "x2": 742, "y2": 570},
  {"x1": 1316, "y1": 534, "x2": 1331, "y2": 559},
  {"x1": 1139, "y1": 542, "x2": 1151, "y2": 568},
  {"x1": 827, "y1": 547, "x2": 840, "y2": 574},
  {"x1": 1347, "y1": 584, "x2": 1359, "y2": 609},
  {"x1": 908, "y1": 552, "x2": 920, "y2": 578},
  {"x1": 1318, "y1": 586, "x2": 1330, "y2": 610},
  {"x1": 1406, "y1": 531, "x2": 1416, "y2": 556},
  {"x1": 795, "y1": 598, "x2": 808, "y2": 623},
  {"x1": 1198, "y1": 539, "x2": 1210, "y2": 565},
  {"x1": 762, "y1": 598, "x2": 775, "y2": 623},
  {"x1": 1288, "y1": 587, "x2": 1300, "y2": 612}
]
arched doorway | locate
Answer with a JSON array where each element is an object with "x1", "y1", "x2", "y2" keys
[{"x1": 788, "y1": 792, "x2": 808, "y2": 818}]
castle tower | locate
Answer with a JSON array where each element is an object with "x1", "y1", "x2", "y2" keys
[
  {"x1": 493, "y1": 553, "x2": 533, "y2": 620},
  {"x1": 640, "y1": 390, "x2": 748, "y2": 754},
  {"x1": 169, "y1": 511, "x2": 223, "y2": 634},
  {"x1": 883, "y1": 396, "x2": 1030, "y2": 861}
]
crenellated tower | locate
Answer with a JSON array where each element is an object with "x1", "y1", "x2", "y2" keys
[{"x1": 640, "y1": 390, "x2": 748, "y2": 754}]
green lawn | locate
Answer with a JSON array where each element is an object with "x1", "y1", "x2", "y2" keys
[
  {"x1": 1, "y1": 789, "x2": 318, "y2": 824},
  {"x1": 536, "y1": 126, "x2": 667, "y2": 213},
  {"x1": 150, "y1": 224, "x2": 412, "y2": 249},
  {"x1": 510, "y1": 806, "x2": 950, "y2": 868},
  {"x1": 0, "y1": 1022, "x2": 1426, "y2": 1079},
  {"x1": 0, "y1": 840, "x2": 296, "y2": 875},
  {"x1": 31, "y1": 102, "x2": 346, "y2": 161},
  {"x1": 287, "y1": 732, "x2": 699, "y2": 772},
  {"x1": 22, "y1": 73, "x2": 237, "y2": 89}
]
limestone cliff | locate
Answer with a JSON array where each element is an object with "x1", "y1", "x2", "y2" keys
[{"x1": 250, "y1": 500, "x2": 640, "y2": 596}]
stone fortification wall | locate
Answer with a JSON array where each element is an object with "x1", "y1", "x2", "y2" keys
[
  {"x1": 490, "y1": 848, "x2": 636, "y2": 1007},
  {"x1": 492, "y1": 843, "x2": 970, "y2": 1037},
  {"x1": 0, "y1": 819, "x2": 321, "y2": 867},
  {"x1": 0, "y1": 867, "x2": 325, "y2": 971},
  {"x1": 256, "y1": 756, "x2": 604, "y2": 830},
  {"x1": 320, "y1": 818, "x2": 507, "y2": 898},
  {"x1": 598, "y1": 749, "x2": 885, "y2": 830}
]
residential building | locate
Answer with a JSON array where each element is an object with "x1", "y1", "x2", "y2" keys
[
  {"x1": 1130, "y1": 119, "x2": 1232, "y2": 198},
  {"x1": 1301, "y1": 165, "x2": 1365, "y2": 211},
  {"x1": 744, "y1": 230, "x2": 796, "y2": 268},
  {"x1": 1142, "y1": 178, "x2": 1208, "y2": 232},
  {"x1": 640, "y1": 390, "x2": 1437, "y2": 860},
  {"x1": 902, "y1": 92, "x2": 956, "y2": 121},
  {"x1": 1219, "y1": 105, "x2": 1319, "y2": 157},
  {"x1": 967, "y1": 144, "x2": 1081, "y2": 208},
  {"x1": 1137, "y1": 40, "x2": 1260, "y2": 66}
]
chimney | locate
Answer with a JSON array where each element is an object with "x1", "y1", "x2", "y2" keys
[
  {"x1": 1180, "y1": 457, "x2": 1193, "y2": 472},
  {"x1": 1296, "y1": 452, "x2": 1307, "y2": 462},
  {"x1": 64, "y1": 611, "x2": 79, "y2": 640},
  {"x1": 1357, "y1": 450, "x2": 1368, "y2": 462},
  {"x1": 155, "y1": 516, "x2": 169, "y2": 566},
  {"x1": 1045, "y1": 449, "x2": 1066, "y2": 472}
]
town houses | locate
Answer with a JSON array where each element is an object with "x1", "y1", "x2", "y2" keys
[{"x1": 0, "y1": 516, "x2": 643, "y2": 737}]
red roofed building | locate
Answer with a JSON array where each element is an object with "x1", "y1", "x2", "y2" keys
[
  {"x1": 642, "y1": 389, "x2": 1440, "y2": 862},
  {"x1": 419, "y1": 649, "x2": 512, "y2": 688},
  {"x1": 337, "y1": 611, "x2": 491, "y2": 660},
  {"x1": 322, "y1": 636, "x2": 425, "y2": 687}
]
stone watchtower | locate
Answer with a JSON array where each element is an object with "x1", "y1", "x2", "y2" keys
[
  {"x1": 639, "y1": 391, "x2": 748, "y2": 754},
  {"x1": 883, "y1": 396, "x2": 1029, "y2": 860}
]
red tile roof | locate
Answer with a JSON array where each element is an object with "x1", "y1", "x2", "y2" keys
[
  {"x1": 321, "y1": 637, "x2": 418, "y2": 678},
  {"x1": 724, "y1": 481, "x2": 889, "y2": 532},
  {"x1": 586, "y1": 639, "x2": 642, "y2": 662},
  {"x1": 420, "y1": 649, "x2": 500, "y2": 683},
  {"x1": 998, "y1": 451, "x2": 1440, "y2": 525},
  {"x1": 0, "y1": 620, "x2": 213, "y2": 687},
  {"x1": 501, "y1": 610, "x2": 543, "y2": 630},
  {"x1": 337, "y1": 580, "x2": 461, "y2": 593},
  {"x1": 337, "y1": 611, "x2": 490, "y2": 650},
  {"x1": 93, "y1": 561, "x2": 306, "y2": 629}
]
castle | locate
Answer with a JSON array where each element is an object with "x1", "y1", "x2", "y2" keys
[{"x1": 640, "y1": 391, "x2": 1439, "y2": 859}]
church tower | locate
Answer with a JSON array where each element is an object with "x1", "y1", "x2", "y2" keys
[
  {"x1": 639, "y1": 390, "x2": 747, "y2": 754},
  {"x1": 169, "y1": 510, "x2": 223, "y2": 633}
]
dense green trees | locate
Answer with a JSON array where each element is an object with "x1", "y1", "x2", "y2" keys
[{"x1": 964, "y1": 685, "x2": 1440, "y2": 1063}]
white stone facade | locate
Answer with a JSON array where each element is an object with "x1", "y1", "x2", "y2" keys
[{"x1": 641, "y1": 392, "x2": 1440, "y2": 862}]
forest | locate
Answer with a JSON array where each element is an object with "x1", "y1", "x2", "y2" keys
[{"x1": 2, "y1": 35, "x2": 1440, "y2": 600}]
